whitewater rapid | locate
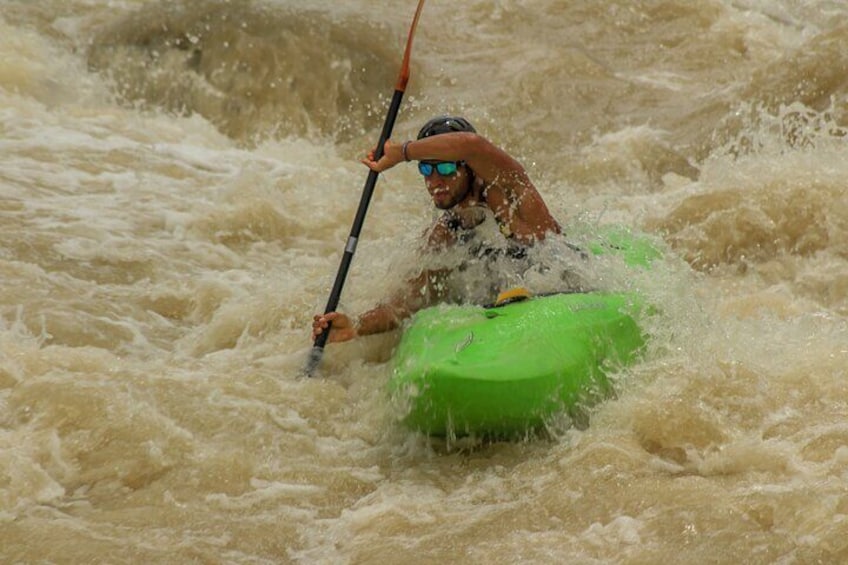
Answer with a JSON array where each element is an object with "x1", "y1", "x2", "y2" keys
[{"x1": 2, "y1": 0, "x2": 847, "y2": 563}]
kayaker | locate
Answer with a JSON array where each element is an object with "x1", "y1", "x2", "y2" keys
[{"x1": 312, "y1": 115, "x2": 562, "y2": 344}]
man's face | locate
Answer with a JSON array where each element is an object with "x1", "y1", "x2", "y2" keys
[{"x1": 420, "y1": 162, "x2": 471, "y2": 210}]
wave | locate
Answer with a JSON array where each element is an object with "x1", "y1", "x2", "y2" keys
[{"x1": 86, "y1": 0, "x2": 398, "y2": 144}]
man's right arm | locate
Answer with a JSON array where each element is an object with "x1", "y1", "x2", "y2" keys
[{"x1": 313, "y1": 267, "x2": 449, "y2": 343}]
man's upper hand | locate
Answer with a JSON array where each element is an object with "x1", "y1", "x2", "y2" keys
[{"x1": 361, "y1": 139, "x2": 404, "y2": 173}]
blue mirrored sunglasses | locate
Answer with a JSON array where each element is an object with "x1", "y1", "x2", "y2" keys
[{"x1": 418, "y1": 161, "x2": 460, "y2": 177}]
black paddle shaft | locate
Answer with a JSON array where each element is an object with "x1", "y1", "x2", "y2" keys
[{"x1": 306, "y1": 88, "x2": 405, "y2": 375}]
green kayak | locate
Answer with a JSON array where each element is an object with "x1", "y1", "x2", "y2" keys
[{"x1": 388, "y1": 229, "x2": 660, "y2": 437}]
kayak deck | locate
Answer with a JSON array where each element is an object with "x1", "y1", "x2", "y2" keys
[{"x1": 389, "y1": 291, "x2": 648, "y2": 437}]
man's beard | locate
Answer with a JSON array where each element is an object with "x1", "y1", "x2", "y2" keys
[{"x1": 433, "y1": 182, "x2": 470, "y2": 210}]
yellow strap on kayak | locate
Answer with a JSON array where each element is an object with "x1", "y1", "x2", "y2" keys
[{"x1": 494, "y1": 287, "x2": 532, "y2": 306}]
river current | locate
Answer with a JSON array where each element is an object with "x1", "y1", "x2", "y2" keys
[{"x1": 2, "y1": 0, "x2": 847, "y2": 563}]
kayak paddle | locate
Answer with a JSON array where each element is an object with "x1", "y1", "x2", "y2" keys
[{"x1": 306, "y1": 0, "x2": 426, "y2": 376}]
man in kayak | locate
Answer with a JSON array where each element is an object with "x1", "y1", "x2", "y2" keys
[{"x1": 312, "y1": 115, "x2": 562, "y2": 344}]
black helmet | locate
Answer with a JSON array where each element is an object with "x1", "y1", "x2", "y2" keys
[{"x1": 417, "y1": 115, "x2": 476, "y2": 139}]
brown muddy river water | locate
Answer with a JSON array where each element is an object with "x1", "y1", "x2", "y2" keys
[{"x1": 1, "y1": 1, "x2": 847, "y2": 563}]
